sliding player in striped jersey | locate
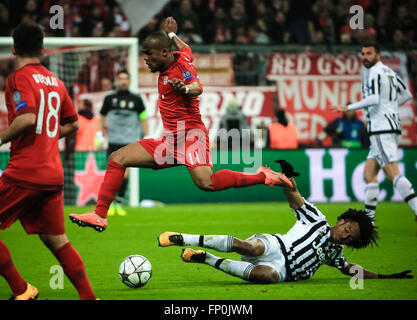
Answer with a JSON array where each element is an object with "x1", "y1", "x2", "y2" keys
[
  {"x1": 158, "y1": 161, "x2": 413, "y2": 284},
  {"x1": 330, "y1": 42, "x2": 417, "y2": 224}
]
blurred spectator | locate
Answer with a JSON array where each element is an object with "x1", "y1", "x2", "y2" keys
[
  {"x1": 109, "y1": 3, "x2": 130, "y2": 36},
  {"x1": 217, "y1": 99, "x2": 250, "y2": 150},
  {"x1": 234, "y1": 51, "x2": 259, "y2": 85},
  {"x1": 313, "y1": 5, "x2": 335, "y2": 44},
  {"x1": 340, "y1": 27, "x2": 352, "y2": 44},
  {"x1": 213, "y1": 7, "x2": 233, "y2": 44},
  {"x1": 268, "y1": 11, "x2": 290, "y2": 44},
  {"x1": 0, "y1": 74, "x2": 5, "y2": 91},
  {"x1": 173, "y1": 0, "x2": 200, "y2": 36},
  {"x1": 138, "y1": 16, "x2": 159, "y2": 44},
  {"x1": 248, "y1": 25, "x2": 270, "y2": 45},
  {"x1": 316, "y1": 109, "x2": 369, "y2": 148},
  {"x1": 219, "y1": 99, "x2": 249, "y2": 132},
  {"x1": 101, "y1": 78, "x2": 113, "y2": 92},
  {"x1": 234, "y1": 25, "x2": 249, "y2": 44},
  {"x1": 77, "y1": 51, "x2": 117, "y2": 92},
  {"x1": 24, "y1": 0, "x2": 41, "y2": 23},
  {"x1": 178, "y1": 19, "x2": 204, "y2": 44},
  {"x1": 393, "y1": 29, "x2": 405, "y2": 47},
  {"x1": 0, "y1": 3, "x2": 10, "y2": 36},
  {"x1": 287, "y1": 0, "x2": 315, "y2": 44},
  {"x1": 267, "y1": 109, "x2": 298, "y2": 149},
  {"x1": 254, "y1": 2, "x2": 273, "y2": 36},
  {"x1": 0, "y1": 0, "x2": 414, "y2": 45},
  {"x1": 229, "y1": 0, "x2": 247, "y2": 39},
  {"x1": 191, "y1": 0, "x2": 215, "y2": 43},
  {"x1": 75, "y1": 99, "x2": 99, "y2": 151}
]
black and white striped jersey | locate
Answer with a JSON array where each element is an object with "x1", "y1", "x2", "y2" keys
[
  {"x1": 274, "y1": 199, "x2": 348, "y2": 282},
  {"x1": 359, "y1": 61, "x2": 412, "y2": 136}
]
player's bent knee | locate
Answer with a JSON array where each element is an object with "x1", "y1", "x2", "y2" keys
[
  {"x1": 194, "y1": 178, "x2": 213, "y2": 191},
  {"x1": 238, "y1": 239, "x2": 264, "y2": 256},
  {"x1": 249, "y1": 266, "x2": 279, "y2": 284},
  {"x1": 109, "y1": 149, "x2": 125, "y2": 165},
  {"x1": 39, "y1": 233, "x2": 69, "y2": 252}
]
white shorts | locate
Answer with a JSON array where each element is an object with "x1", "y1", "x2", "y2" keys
[
  {"x1": 240, "y1": 233, "x2": 287, "y2": 282},
  {"x1": 367, "y1": 133, "x2": 400, "y2": 168}
]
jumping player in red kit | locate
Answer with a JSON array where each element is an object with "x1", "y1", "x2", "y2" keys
[
  {"x1": 0, "y1": 23, "x2": 97, "y2": 300},
  {"x1": 69, "y1": 17, "x2": 292, "y2": 232}
]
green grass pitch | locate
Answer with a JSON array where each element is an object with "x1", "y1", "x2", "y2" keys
[{"x1": 1, "y1": 202, "x2": 416, "y2": 300}]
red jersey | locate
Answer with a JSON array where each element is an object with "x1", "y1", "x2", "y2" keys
[
  {"x1": 2, "y1": 63, "x2": 78, "y2": 190},
  {"x1": 157, "y1": 46, "x2": 206, "y2": 134}
]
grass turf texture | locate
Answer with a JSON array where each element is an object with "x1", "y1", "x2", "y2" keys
[{"x1": 1, "y1": 202, "x2": 416, "y2": 300}]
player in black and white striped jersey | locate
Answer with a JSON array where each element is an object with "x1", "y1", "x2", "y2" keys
[
  {"x1": 330, "y1": 42, "x2": 417, "y2": 224},
  {"x1": 158, "y1": 161, "x2": 413, "y2": 284}
]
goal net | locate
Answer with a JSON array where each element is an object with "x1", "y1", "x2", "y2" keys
[{"x1": 0, "y1": 37, "x2": 140, "y2": 207}]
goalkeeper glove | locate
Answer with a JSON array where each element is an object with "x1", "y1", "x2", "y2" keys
[
  {"x1": 378, "y1": 270, "x2": 413, "y2": 279},
  {"x1": 275, "y1": 159, "x2": 300, "y2": 178},
  {"x1": 94, "y1": 131, "x2": 105, "y2": 150}
]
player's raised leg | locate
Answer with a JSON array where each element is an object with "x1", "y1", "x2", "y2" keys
[
  {"x1": 69, "y1": 141, "x2": 157, "y2": 231},
  {"x1": 39, "y1": 233, "x2": 96, "y2": 300},
  {"x1": 188, "y1": 165, "x2": 293, "y2": 192},
  {"x1": 0, "y1": 240, "x2": 38, "y2": 300}
]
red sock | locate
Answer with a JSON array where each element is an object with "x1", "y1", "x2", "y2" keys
[
  {"x1": 96, "y1": 161, "x2": 126, "y2": 218},
  {"x1": 0, "y1": 240, "x2": 27, "y2": 296},
  {"x1": 53, "y1": 242, "x2": 96, "y2": 300},
  {"x1": 211, "y1": 170, "x2": 266, "y2": 191}
]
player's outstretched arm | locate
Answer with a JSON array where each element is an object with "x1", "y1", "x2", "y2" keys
[
  {"x1": 0, "y1": 113, "x2": 36, "y2": 146},
  {"x1": 162, "y1": 16, "x2": 188, "y2": 50},
  {"x1": 275, "y1": 160, "x2": 304, "y2": 210},
  {"x1": 283, "y1": 177, "x2": 305, "y2": 210},
  {"x1": 59, "y1": 120, "x2": 79, "y2": 138},
  {"x1": 341, "y1": 262, "x2": 413, "y2": 279}
]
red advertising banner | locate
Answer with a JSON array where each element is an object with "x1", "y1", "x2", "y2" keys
[{"x1": 267, "y1": 52, "x2": 417, "y2": 146}]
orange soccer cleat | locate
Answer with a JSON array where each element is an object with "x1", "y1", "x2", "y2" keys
[
  {"x1": 158, "y1": 232, "x2": 184, "y2": 247},
  {"x1": 12, "y1": 283, "x2": 39, "y2": 300},
  {"x1": 257, "y1": 166, "x2": 293, "y2": 188},
  {"x1": 181, "y1": 248, "x2": 207, "y2": 263},
  {"x1": 69, "y1": 211, "x2": 107, "y2": 232}
]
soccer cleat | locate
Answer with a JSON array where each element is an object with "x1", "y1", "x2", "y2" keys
[
  {"x1": 257, "y1": 166, "x2": 293, "y2": 188},
  {"x1": 115, "y1": 204, "x2": 127, "y2": 216},
  {"x1": 12, "y1": 283, "x2": 39, "y2": 300},
  {"x1": 158, "y1": 232, "x2": 184, "y2": 247},
  {"x1": 108, "y1": 204, "x2": 116, "y2": 216},
  {"x1": 181, "y1": 248, "x2": 206, "y2": 263},
  {"x1": 69, "y1": 211, "x2": 107, "y2": 232}
]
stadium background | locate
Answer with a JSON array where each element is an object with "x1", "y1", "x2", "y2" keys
[
  {"x1": 1, "y1": 0, "x2": 416, "y2": 207},
  {"x1": 0, "y1": 0, "x2": 416, "y2": 303}
]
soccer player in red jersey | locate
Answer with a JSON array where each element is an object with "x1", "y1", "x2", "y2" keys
[
  {"x1": 0, "y1": 23, "x2": 97, "y2": 300},
  {"x1": 69, "y1": 17, "x2": 292, "y2": 232}
]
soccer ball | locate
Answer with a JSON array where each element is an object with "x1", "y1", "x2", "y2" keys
[{"x1": 118, "y1": 255, "x2": 152, "y2": 288}]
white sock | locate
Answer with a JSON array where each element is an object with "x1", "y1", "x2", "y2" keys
[
  {"x1": 365, "y1": 183, "x2": 379, "y2": 221},
  {"x1": 204, "y1": 252, "x2": 254, "y2": 280},
  {"x1": 181, "y1": 234, "x2": 234, "y2": 252},
  {"x1": 393, "y1": 175, "x2": 417, "y2": 215}
]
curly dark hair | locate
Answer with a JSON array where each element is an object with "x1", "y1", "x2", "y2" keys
[{"x1": 337, "y1": 208, "x2": 378, "y2": 249}]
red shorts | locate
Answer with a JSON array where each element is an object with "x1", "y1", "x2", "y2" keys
[
  {"x1": 139, "y1": 129, "x2": 213, "y2": 171},
  {"x1": 0, "y1": 178, "x2": 65, "y2": 235}
]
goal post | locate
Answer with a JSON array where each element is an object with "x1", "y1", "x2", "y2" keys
[{"x1": 0, "y1": 36, "x2": 140, "y2": 207}]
